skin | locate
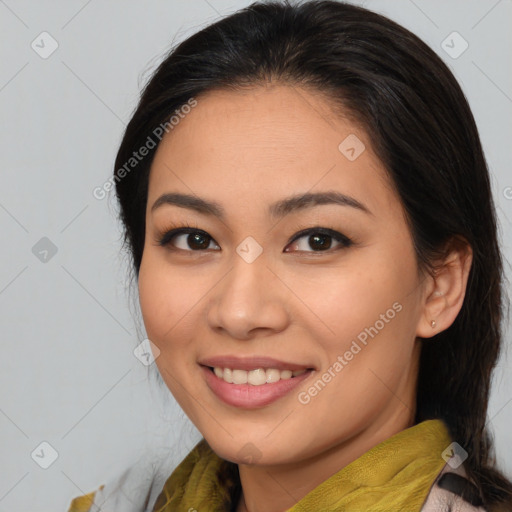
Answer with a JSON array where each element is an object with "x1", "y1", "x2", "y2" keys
[{"x1": 138, "y1": 83, "x2": 472, "y2": 512}]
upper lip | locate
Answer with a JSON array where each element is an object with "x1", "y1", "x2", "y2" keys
[{"x1": 199, "y1": 355, "x2": 314, "y2": 371}]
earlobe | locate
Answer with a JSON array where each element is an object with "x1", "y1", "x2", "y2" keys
[{"x1": 416, "y1": 241, "x2": 473, "y2": 339}]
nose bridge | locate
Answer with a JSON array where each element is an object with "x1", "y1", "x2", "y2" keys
[
  {"x1": 207, "y1": 243, "x2": 289, "y2": 339},
  {"x1": 224, "y1": 234, "x2": 269, "y2": 300}
]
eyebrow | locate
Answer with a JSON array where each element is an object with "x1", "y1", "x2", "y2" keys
[{"x1": 150, "y1": 191, "x2": 371, "y2": 219}]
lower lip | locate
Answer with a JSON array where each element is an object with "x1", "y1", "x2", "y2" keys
[{"x1": 201, "y1": 365, "x2": 313, "y2": 409}]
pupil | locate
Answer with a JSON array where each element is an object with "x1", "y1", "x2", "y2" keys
[
  {"x1": 189, "y1": 233, "x2": 209, "y2": 250},
  {"x1": 310, "y1": 234, "x2": 331, "y2": 251}
]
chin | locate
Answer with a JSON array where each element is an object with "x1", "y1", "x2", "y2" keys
[{"x1": 207, "y1": 436, "x2": 297, "y2": 467}]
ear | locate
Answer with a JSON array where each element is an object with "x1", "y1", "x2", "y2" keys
[{"x1": 416, "y1": 238, "x2": 473, "y2": 338}]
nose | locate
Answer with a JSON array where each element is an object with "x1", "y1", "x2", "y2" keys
[{"x1": 206, "y1": 254, "x2": 290, "y2": 341}]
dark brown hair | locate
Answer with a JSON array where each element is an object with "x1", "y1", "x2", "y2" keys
[{"x1": 114, "y1": 1, "x2": 512, "y2": 508}]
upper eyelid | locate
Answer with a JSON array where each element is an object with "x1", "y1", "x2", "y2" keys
[
  {"x1": 288, "y1": 226, "x2": 350, "y2": 242},
  {"x1": 158, "y1": 227, "x2": 217, "y2": 246}
]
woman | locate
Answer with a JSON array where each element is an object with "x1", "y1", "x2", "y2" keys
[{"x1": 68, "y1": 1, "x2": 512, "y2": 510}]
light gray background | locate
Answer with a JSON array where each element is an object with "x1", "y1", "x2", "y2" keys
[{"x1": 1, "y1": 1, "x2": 511, "y2": 510}]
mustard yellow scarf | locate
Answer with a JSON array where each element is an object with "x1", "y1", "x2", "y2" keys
[{"x1": 152, "y1": 419, "x2": 452, "y2": 511}]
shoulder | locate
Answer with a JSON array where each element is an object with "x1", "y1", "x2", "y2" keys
[
  {"x1": 421, "y1": 461, "x2": 487, "y2": 512},
  {"x1": 67, "y1": 489, "x2": 101, "y2": 512},
  {"x1": 67, "y1": 448, "x2": 176, "y2": 512}
]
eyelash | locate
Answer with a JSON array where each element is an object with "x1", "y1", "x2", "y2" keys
[{"x1": 155, "y1": 222, "x2": 353, "y2": 253}]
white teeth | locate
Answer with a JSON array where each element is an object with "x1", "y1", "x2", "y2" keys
[
  {"x1": 266, "y1": 368, "x2": 280, "y2": 383},
  {"x1": 232, "y1": 369, "x2": 248, "y2": 385},
  {"x1": 212, "y1": 367, "x2": 309, "y2": 386},
  {"x1": 248, "y1": 368, "x2": 266, "y2": 385},
  {"x1": 223, "y1": 368, "x2": 233, "y2": 384}
]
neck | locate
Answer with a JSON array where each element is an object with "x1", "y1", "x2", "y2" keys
[{"x1": 235, "y1": 409, "x2": 415, "y2": 512}]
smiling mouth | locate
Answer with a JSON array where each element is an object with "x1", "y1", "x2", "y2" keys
[
  {"x1": 201, "y1": 363, "x2": 315, "y2": 409},
  {"x1": 207, "y1": 366, "x2": 312, "y2": 386}
]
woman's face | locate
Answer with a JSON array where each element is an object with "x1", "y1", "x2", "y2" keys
[{"x1": 138, "y1": 84, "x2": 427, "y2": 466}]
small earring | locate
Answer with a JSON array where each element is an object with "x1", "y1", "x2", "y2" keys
[{"x1": 431, "y1": 320, "x2": 436, "y2": 329}]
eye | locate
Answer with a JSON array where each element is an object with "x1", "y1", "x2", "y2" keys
[
  {"x1": 156, "y1": 225, "x2": 352, "y2": 253},
  {"x1": 157, "y1": 228, "x2": 220, "y2": 252},
  {"x1": 284, "y1": 227, "x2": 353, "y2": 253}
]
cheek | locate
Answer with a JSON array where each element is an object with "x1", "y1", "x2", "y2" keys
[
  {"x1": 291, "y1": 263, "x2": 411, "y2": 341},
  {"x1": 138, "y1": 252, "x2": 190, "y2": 346},
  {"x1": 138, "y1": 258, "x2": 167, "y2": 340},
  {"x1": 295, "y1": 257, "x2": 421, "y2": 384},
  {"x1": 138, "y1": 255, "x2": 200, "y2": 397}
]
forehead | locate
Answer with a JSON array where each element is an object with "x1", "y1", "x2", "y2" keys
[
  {"x1": 157, "y1": 84, "x2": 363, "y2": 161},
  {"x1": 147, "y1": 84, "x2": 397, "y2": 219}
]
